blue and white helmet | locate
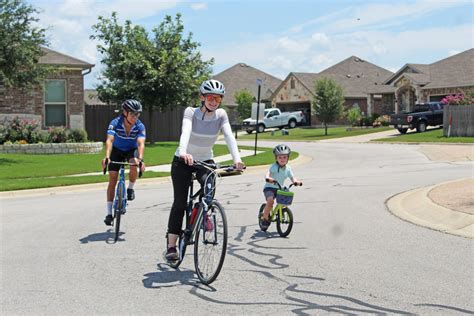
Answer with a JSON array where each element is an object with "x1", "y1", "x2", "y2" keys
[{"x1": 200, "y1": 79, "x2": 225, "y2": 96}]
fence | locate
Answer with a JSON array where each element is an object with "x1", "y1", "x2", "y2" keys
[
  {"x1": 85, "y1": 105, "x2": 185, "y2": 142},
  {"x1": 443, "y1": 105, "x2": 474, "y2": 137}
]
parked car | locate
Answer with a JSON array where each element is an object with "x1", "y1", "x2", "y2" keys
[
  {"x1": 390, "y1": 102, "x2": 444, "y2": 134},
  {"x1": 242, "y1": 108, "x2": 304, "y2": 133}
]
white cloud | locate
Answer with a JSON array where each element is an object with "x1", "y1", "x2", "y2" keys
[
  {"x1": 277, "y1": 36, "x2": 312, "y2": 53},
  {"x1": 311, "y1": 32, "x2": 329, "y2": 46},
  {"x1": 310, "y1": 55, "x2": 333, "y2": 67},
  {"x1": 191, "y1": 3, "x2": 208, "y2": 10}
]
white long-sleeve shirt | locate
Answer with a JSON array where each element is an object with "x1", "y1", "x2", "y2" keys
[{"x1": 175, "y1": 107, "x2": 241, "y2": 163}]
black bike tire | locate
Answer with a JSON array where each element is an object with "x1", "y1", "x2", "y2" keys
[
  {"x1": 114, "y1": 182, "x2": 125, "y2": 242},
  {"x1": 194, "y1": 201, "x2": 228, "y2": 285},
  {"x1": 276, "y1": 207, "x2": 293, "y2": 237}
]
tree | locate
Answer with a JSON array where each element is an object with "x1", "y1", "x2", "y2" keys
[
  {"x1": 312, "y1": 78, "x2": 344, "y2": 135},
  {"x1": 90, "y1": 12, "x2": 213, "y2": 143},
  {"x1": 0, "y1": 0, "x2": 52, "y2": 87},
  {"x1": 234, "y1": 89, "x2": 254, "y2": 121}
]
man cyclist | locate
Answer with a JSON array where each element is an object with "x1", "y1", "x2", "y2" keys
[
  {"x1": 165, "y1": 79, "x2": 245, "y2": 261},
  {"x1": 101, "y1": 99, "x2": 146, "y2": 226}
]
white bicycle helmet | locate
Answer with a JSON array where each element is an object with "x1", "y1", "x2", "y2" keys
[
  {"x1": 273, "y1": 144, "x2": 291, "y2": 156},
  {"x1": 200, "y1": 79, "x2": 225, "y2": 96}
]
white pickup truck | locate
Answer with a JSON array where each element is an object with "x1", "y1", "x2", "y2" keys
[{"x1": 242, "y1": 108, "x2": 305, "y2": 134}]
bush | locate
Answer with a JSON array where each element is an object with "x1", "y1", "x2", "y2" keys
[
  {"x1": 67, "y1": 129, "x2": 88, "y2": 143},
  {"x1": 441, "y1": 93, "x2": 474, "y2": 105},
  {"x1": 48, "y1": 126, "x2": 68, "y2": 143},
  {"x1": 346, "y1": 107, "x2": 362, "y2": 126},
  {"x1": 0, "y1": 116, "x2": 40, "y2": 144},
  {"x1": 361, "y1": 116, "x2": 374, "y2": 127},
  {"x1": 373, "y1": 115, "x2": 390, "y2": 127}
]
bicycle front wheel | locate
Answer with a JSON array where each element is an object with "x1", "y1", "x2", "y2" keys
[
  {"x1": 194, "y1": 201, "x2": 227, "y2": 285},
  {"x1": 114, "y1": 182, "x2": 126, "y2": 242},
  {"x1": 276, "y1": 207, "x2": 293, "y2": 237}
]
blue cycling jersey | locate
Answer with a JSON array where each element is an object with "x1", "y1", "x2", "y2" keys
[{"x1": 107, "y1": 116, "x2": 146, "y2": 151}]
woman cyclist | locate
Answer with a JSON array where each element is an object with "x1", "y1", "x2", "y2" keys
[
  {"x1": 165, "y1": 79, "x2": 245, "y2": 261},
  {"x1": 101, "y1": 99, "x2": 146, "y2": 226}
]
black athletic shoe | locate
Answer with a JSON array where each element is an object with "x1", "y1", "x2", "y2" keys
[
  {"x1": 127, "y1": 188, "x2": 135, "y2": 201},
  {"x1": 260, "y1": 217, "x2": 271, "y2": 231},
  {"x1": 104, "y1": 215, "x2": 113, "y2": 226},
  {"x1": 165, "y1": 247, "x2": 179, "y2": 261}
]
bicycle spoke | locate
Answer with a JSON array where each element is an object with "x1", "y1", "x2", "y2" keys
[{"x1": 194, "y1": 201, "x2": 227, "y2": 284}]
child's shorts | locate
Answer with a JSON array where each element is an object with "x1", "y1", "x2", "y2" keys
[{"x1": 263, "y1": 188, "x2": 278, "y2": 200}]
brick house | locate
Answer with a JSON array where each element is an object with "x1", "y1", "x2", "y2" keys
[
  {"x1": 380, "y1": 48, "x2": 474, "y2": 113},
  {"x1": 270, "y1": 56, "x2": 394, "y2": 125},
  {"x1": 0, "y1": 47, "x2": 94, "y2": 129},
  {"x1": 212, "y1": 63, "x2": 282, "y2": 123}
]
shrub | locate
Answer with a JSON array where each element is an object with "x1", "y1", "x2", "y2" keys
[
  {"x1": 441, "y1": 93, "x2": 474, "y2": 105},
  {"x1": 0, "y1": 116, "x2": 40, "y2": 144},
  {"x1": 67, "y1": 129, "x2": 88, "y2": 143},
  {"x1": 373, "y1": 115, "x2": 390, "y2": 127},
  {"x1": 48, "y1": 126, "x2": 68, "y2": 143},
  {"x1": 346, "y1": 107, "x2": 362, "y2": 126}
]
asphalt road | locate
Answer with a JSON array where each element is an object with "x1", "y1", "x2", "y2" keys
[{"x1": 1, "y1": 141, "x2": 473, "y2": 315}]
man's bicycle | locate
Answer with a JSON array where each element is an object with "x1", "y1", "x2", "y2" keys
[
  {"x1": 258, "y1": 179, "x2": 302, "y2": 237},
  {"x1": 103, "y1": 160, "x2": 142, "y2": 242},
  {"x1": 166, "y1": 160, "x2": 242, "y2": 285}
]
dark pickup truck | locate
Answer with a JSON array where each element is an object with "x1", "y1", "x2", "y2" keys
[{"x1": 390, "y1": 102, "x2": 444, "y2": 134}]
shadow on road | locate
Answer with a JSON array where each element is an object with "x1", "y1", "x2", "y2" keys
[
  {"x1": 78, "y1": 230, "x2": 125, "y2": 244},
  {"x1": 142, "y1": 263, "x2": 215, "y2": 291}
]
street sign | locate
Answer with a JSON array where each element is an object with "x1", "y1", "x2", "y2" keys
[{"x1": 251, "y1": 103, "x2": 265, "y2": 120}]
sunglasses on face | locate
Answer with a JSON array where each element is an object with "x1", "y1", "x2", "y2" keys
[
  {"x1": 204, "y1": 94, "x2": 222, "y2": 103},
  {"x1": 127, "y1": 112, "x2": 140, "y2": 118}
]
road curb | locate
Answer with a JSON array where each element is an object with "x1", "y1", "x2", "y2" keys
[{"x1": 386, "y1": 183, "x2": 474, "y2": 239}]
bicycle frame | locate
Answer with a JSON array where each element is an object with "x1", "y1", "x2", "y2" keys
[{"x1": 114, "y1": 165, "x2": 127, "y2": 213}]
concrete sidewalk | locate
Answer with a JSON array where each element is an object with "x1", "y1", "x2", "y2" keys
[{"x1": 387, "y1": 178, "x2": 474, "y2": 238}]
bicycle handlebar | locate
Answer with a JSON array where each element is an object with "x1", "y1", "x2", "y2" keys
[
  {"x1": 265, "y1": 178, "x2": 303, "y2": 189},
  {"x1": 179, "y1": 158, "x2": 246, "y2": 173},
  {"x1": 103, "y1": 159, "x2": 143, "y2": 178}
]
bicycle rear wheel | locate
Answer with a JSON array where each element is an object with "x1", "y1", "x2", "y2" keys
[
  {"x1": 114, "y1": 182, "x2": 126, "y2": 242},
  {"x1": 194, "y1": 201, "x2": 227, "y2": 285},
  {"x1": 276, "y1": 207, "x2": 293, "y2": 237}
]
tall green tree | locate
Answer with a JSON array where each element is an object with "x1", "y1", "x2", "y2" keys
[
  {"x1": 90, "y1": 12, "x2": 213, "y2": 143},
  {"x1": 312, "y1": 78, "x2": 344, "y2": 135},
  {"x1": 234, "y1": 89, "x2": 254, "y2": 121},
  {"x1": 0, "y1": 0, "x2": 51, "y2": 87}
]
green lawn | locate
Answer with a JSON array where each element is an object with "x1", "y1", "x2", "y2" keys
[
  {"x1": 0, "y1": 143, "x2": 287, "y2": 191},
  {"x1": 374, "y1": 128, "x2": 474, "y2": 143},
  {"x1": 238, "y1": 126, "x2": 391, "y2": 141}
]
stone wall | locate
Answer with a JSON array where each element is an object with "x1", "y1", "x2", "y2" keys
[{"x1": 0, "y1": 142, "x2": 103, "y2": 154}]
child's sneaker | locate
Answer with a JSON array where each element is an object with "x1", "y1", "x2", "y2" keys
[{"x1": 260, "y1": 217, "x2": 270, "y2": 231}]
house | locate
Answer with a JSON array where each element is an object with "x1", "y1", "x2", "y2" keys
[
  {"x1": 271, "y1": 56, "x2": 394, "y2": 125},
  {"x1": 0, "y1": 47, "x2": 94, "y2": 129},
  {"x1": 212, "y1": 63, "x2": 282, "y2": 123},
  {"x1": 381, "y1": 48, "x2": 474, "y2": 113}
]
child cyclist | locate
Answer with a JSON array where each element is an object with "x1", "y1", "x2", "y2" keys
[{"x1": 261, "y1": 144, "x2": 302, "y2": 230}]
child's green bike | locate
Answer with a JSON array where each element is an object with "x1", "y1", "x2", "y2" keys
[{"x1": 258, "y1": 180, "x2": 302, "y2": 237}]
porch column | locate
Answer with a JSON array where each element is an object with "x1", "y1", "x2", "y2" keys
[{"x1": 367, "y1": 95, "x2": 373, "y2": 116}]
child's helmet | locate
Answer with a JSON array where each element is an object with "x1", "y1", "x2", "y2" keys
[
  {"x1": 200, "y1": 79, "x2": 225, "y2": 96},
  {"x1": 273, "y1": 144, "x2": 291, "y2": 156}
]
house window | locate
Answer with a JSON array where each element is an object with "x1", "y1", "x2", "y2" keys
[
  {"x1": 290, "y1": 78, "x2": 295, "y2": 89},
  {"x1": 44, "y1": 80, "x2": 66, "y2": 126}
]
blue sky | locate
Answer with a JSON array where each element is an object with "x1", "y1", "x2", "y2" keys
[{"x1": 29, "y1": 0, "x2": 473, "y2": 89}]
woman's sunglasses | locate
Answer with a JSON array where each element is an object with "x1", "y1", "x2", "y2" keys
[{"x1": 204, "y1": 94, "x2": 222, "y2": 103}]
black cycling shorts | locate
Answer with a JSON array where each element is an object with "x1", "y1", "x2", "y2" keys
[{"x1": 108, "y1": 147, "x2": 137, "y2": 172}]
